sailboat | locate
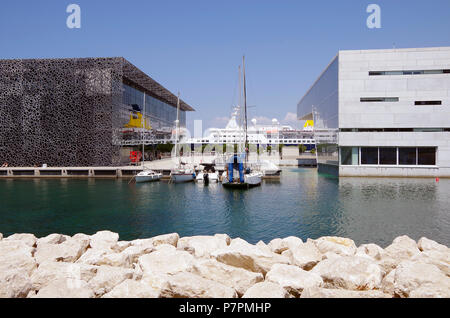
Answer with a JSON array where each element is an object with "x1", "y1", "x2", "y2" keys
[
  {"x1": 135, "y1": 93, "x2": 162, "y2": 183},
  {"x1": 170, "y1": 93, "x2": 196, "y2": 183},
  {"x1": 222, "y1": 56, "x2": 263, "y2": 189}
]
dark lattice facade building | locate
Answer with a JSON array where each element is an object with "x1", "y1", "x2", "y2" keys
[{"x1": 0, "y1": 57, "x2": 194, "y2": 167}]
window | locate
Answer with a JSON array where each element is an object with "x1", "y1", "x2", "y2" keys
[
  {"x1": 361, "y1": 147, "x2": 378, "y2": 165},
  {"x1": 379, "y1": 148, "x2": 397, "y2": 165},
  {"x1": 340, "y1": 147, "x2": 359, "y2": 165},
  {"x1": 399, "y1": 148, "x2": 417, "y2": 165},
  {"x1": 415, "y1": 101, "x2": 442, "y2": 106},
  {"x1": 369, "y1": 69, "x2": 450, "y2": 76},
  {"x1": 360, "y1": 97, "x2": 399, "y2": 102},
  {"x1": 418, "y1": 148, "x2": 436, "y2": 165}
]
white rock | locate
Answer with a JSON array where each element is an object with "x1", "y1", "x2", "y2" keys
[
  {"x1": 0, "y1": 241, "x2": 37, "y2": 276},
  {"x1": 120, "y1": 245, "x2": 155, "y2": 265},
  {"x1": 312, "y1": 255, "x2": 383, "y2": 290},
  {"x1": 281, "y1": 241, "x2": 322, "y2": 270},
  {"x1": 211, "y1": 238, "x2": 289, "y2": 275},
  {"x1": 268, "y1": 238, "x2": 288, "y2": 254},
  {"x1": 189, "y1": 259, "x2": 264, "y2": 297},
  {"x1": 417, "y1": 237, "x2": 448, "y2": 253},
  {"x1": 37, "y1": 234, "x2": 67, "y2": 246},
  {"x1": 88, "y1": 266, "x2": 134, "y2": 297},
  {"x1": 34, "y1": 278, "x2": 95, "y2": 298},
  {"x1": 313, "y1": 236, "x2": 357, "y2": 256},
  {"x1": 160, "y1": 272, "x2": 237, "y2": 298},
  {"x1": 113, "y1": 241, "x2": 132, "y2": 253},
  {"x1": 30, "y1": 261, "x2": 98, "y2": 290},
  {"x1": 102, "y1": 279, "x2": 160, "y2": 298},
  {"x1": 380, "y1": 269, "x2": 396, "y2": 296},
  {"x1": 393, "y1": 261, "x2": 450, "y2": 298},
  {"x1": 356, "y1": 243, "x2": 385, "y2": 260},
  {"x1": 410, "y1": 250, "x2": 450, "y2": 276},
  {"x1": 0, "y1": 233, "x2": 2, "y2": 240},
  {"x1": 76, "y1": 248, "x2": 114, "y2": 265},
  {"x1": 138, "y1": 245, "x2": 195, "y2": 277},
  {"x1": 89, "y1": 231, "x2": 119, "y2": 250},
  {"x1": 409, "y1": 284, "x2": 450, "y2": 298},
  {"x1": 242, "y1": 282, "x2": 289, "y2": 298},
  {"x1": 266, "y1": 264, "x2": 323, "y2": 297},
  {"x1": 300, "y1": 287, "x2": 391, "y2": 298},
  {"x1": 282, "y1": 236, "x2": 304, "y2": 250},
  {"x1": 0, "y1": 269, "x2": 33, "y2": 298},
  {"x1": 384, "y1": 235, "x2": 420, "y2": 261},
  {"x1": 177, "y1": 235, "x2": 230, "y2": 258},
  {"x1": 4, "y1": 233, "x2": 37, "y2": 247},
  {"x1": 35, "y1": 237, "x2": 90, "y2": 264}
]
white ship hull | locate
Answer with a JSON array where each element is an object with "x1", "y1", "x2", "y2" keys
[{"x1": 196, "y1": 172, "x2": 219, "y2": 183}]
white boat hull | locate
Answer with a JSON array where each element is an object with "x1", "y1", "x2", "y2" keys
[
  {"x1": 196, "y1": 172, "x2": 219, "y2": 183},
  {"x1": 171, "y1": 173, "x2": 195, "y2": 183},
  {"x1": 135, "y1": 171, "x2": 162, "y2": 183}
]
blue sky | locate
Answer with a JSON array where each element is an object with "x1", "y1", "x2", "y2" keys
[{"x1": 1, "y1": 0, "x2": 449, "y2": 133}]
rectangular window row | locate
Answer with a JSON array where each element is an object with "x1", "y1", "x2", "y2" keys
[
  {"x1": 360, "y1": 98, "x2": 443, "y2": 106},
  {"x1": 340, "y1": 128, "x2": 450, "y2": 132},
  {"x1": 369, "y1": 69, "x2": 450, "y2": 76},
  {"x1": 341, "y1": 147, "x2": 436, "y2": 166}
]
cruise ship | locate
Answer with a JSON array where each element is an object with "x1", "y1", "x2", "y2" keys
[{"x1": 186, "y1": 107, "x2": 316, "y2": 149}]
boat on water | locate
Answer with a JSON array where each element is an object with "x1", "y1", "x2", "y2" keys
[
  {"x1": 170, "y1": 93, "x2": 196, "y2": 184},
  {"x1": 221, "y1": 56, "x2": 263, "y2": 189},
  {"x1": 196, "y1": 170, "x2": 219, "y2": 184},
  {"x1": 135, "y1": 170, "x2": 162, "y2": 183}
]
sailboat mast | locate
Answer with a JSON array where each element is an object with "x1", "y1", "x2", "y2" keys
[
  {"x1": 142, "y1": 93, "x2": 146, "y2": 168},
  {"x1": 243, "y1": 56, "x2": 248, "y2": 166},
  {"x1": 238, "y1": 65, "x2": 243, "y2": 153},
  {"x1": 175, "y1": 92, "x2": 181, "y2": 165}
]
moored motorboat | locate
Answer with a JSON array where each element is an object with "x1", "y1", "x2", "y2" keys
[
  {"x1": 196, "y1": 170, "x2": 219, "y2": 184},
  {"x1": 170, "y1": 168, "x2": 196, "y2": 183}
]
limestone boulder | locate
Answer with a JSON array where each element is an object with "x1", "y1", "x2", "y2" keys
[
  {"x1": 300, "y1": 287, "x2": 391, "y2": 298},
  {"x1": 89, "y1": 231, "x2": 119, "y2": 250},
  {"x1": 160, "y1": 272, "x2": 237, "y2": 298},
  {"x1": 4, "y1": 233, "x2": 37, "y2": 247},
  {"x1": 313, "y1": 236, "x2": 357, "y2": 256},
  {"x1": 266, "y1": 264, "x2": 323, "y2": 297},
  {"x1": 380, "y1": 269, "x2": 396, "y2": 296},
  {"x1": 242, "y1": 282, "x2": 289, "y2": 298},
  {"x1": 88, "y1": 266, "x2": 134, "y2": 297},
  {"x1": 177, "y1": 234, "x2": 230, "y2": 258},
  {"x1": 311, "y1": 255, "x2": 383, "y2": 290},
  {"x1": 409, "y1": 285, "x2": 450, "y2": 298},
  {"x1": 393, "y1": 261, "x2": 450, "y2": 298},
  {"x1": 189, "y1": 259, "x2": 263, "y2": 297},
  {"x1": 0, "y1": 269, "x2": 33, "y2": 298},
  {"x1": 30, "y1": 261, "x2": 98, "y2": 290},
  {"x1": 268, "y1": 237, "x2": 303, "y2": 254},
  {"x1": 33, "y1": 278, "x2": 95, "y2": 298},
  {"x1": 281, "y1": 241, "x2": 322, "y2": 270},
  {"x1": 417, "y1": 237, "x2": 448, "y2": 253},
  {"x1": 410, "y1": 250, "x2": 450, "y2": 276},
  {"x1": 35, "y1": 237, "x2": 90, "y2": 264},
  {"x1": 138, "y1": 245, "x2": 195, "y2": 277},
  {"x1": 211, "y1": 238, "x2": 289, "y2": 275},
  {"x1": 120, "y1": 245, "x2": 155, "y2": 265},
  {"x1": 132, "y1": 233, "x2": 179, "y2": 248},
  {"x1": 76, "y1": 248, "x2": 114, "y2": 265},
  {"x1": 384, "y1": 235, "x2": 420, "y2": 261},
  {"x1": 0, "y1": 233, "x2": 2, "y2": 240},
  {"x1": 37, "y1": 234, "x2": 67, "y2": 246},
  {"x1": 356, "y1": 243, "x2": 385, "y2": 261},
  {"x1": 0, "y1": 240, "x2": 37, "y2": 276},
  {"x1": 113, "y1": 241, "x2": 132, "y2": 253},
  {"x1": 102, "y1": 279, "x2": 160, "y2": 298}
]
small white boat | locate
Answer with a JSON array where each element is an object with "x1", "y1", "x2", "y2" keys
[
  {"x1": 135, "y1": 170, "x2": 162, "y2": 183},
  {"x1": 196, "y1": 171, "x2": 219, "y2": 184},
  {"x1": 170, "y1": 168, "x2": 196, "y2": 183}
]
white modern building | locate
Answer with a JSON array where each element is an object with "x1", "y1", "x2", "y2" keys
[{"x1": 298, "y1": 46, "x2": 450, "y2": 177}]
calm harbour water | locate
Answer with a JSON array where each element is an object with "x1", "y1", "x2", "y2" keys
[{"x1": 0, "y1": 168, "x2": 449, "y2": 247}]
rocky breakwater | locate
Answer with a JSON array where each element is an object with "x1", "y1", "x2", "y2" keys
[{"x1": 0, "y1": 231, "x2": 449, "y2": 298}]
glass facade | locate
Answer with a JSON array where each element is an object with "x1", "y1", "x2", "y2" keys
[{"x1": 122, "y1": 83, "x2": 185, "y2": 131}]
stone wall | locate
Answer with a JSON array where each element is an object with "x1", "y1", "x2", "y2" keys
[{"x1": 0, "y1": 231, "x2": 448, "y2": 298}]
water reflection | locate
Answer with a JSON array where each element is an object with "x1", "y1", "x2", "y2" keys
[{"x1": 0, "y1": 170, "x2": 449, "y2": 247}]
